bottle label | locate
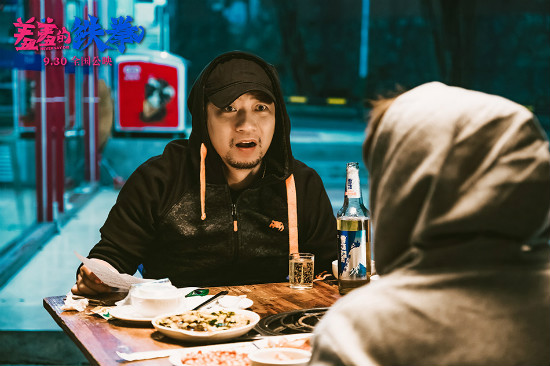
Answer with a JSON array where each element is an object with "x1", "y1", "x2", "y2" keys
[
  {"x1": 345, "y1": 175, "x2": 360, "y2": 198},
  {"x1": 337, "y1": 229, "x2": 368, "y2": 279}
]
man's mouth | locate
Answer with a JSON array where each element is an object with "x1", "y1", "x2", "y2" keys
[{"x1": 235, "y1": 141, "x2": 257, "y2": 148}]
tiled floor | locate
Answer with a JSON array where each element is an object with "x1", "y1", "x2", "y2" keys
[{"x1": 0, "y1": 188, "x2": 119, "y2": 331}]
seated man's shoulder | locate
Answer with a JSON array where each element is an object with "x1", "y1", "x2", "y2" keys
[
  {"x1": 126, "y1": 139, "x2": 191, "y2": 187},
  {"x1": 120, "y1": 139, "x2": 191, "y2": 201},
  {"x1": 140, "y1": 139, "x2": 190, "y2": 169},
  {"x1": 160, "y1": 138, "x2": 190, "y2": 160},
  {"x1": 164, "y1": 138, "x2": 189, "y2": 151}
]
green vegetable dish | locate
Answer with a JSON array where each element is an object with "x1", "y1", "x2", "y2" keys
[{"x1": 157, "y1": 311, "x2": 251, "y2": 332}]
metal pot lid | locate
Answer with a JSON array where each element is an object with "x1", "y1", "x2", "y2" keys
[{"x1": 254, "y1": 308, "x2": 329, "y2": 336}]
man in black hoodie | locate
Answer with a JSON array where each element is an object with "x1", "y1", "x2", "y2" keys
[{"x1": 72, "y1": 51, "x2": 336, "y2": 295}]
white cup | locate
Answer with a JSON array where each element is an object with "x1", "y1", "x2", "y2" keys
[{"x1": 130, "y1": 285, "x2": 183, "y2": 317}]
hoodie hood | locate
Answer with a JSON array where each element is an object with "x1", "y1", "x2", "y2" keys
[
  {"x1": 187, "y1": 51, "x2": 294, "y2": 185},
  {"x1": 364, "y1": 82, "x2": 550, "y2": 274}
]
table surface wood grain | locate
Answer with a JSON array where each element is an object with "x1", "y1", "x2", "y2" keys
[{"x1": 43, "y1": 281, "x2": 340, "y2": 366}]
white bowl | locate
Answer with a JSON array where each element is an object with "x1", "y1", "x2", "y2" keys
[
  {"x1": 248, "y1": 347, "x2": 312, "y2": 366},
  {"x1": 130, "y1": 288, "x2": 183, "y2": 317},
  {"x1": 152, "y1": 309, "x2": 260, "y2": 342}
]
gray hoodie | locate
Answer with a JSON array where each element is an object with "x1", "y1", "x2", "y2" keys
[{"x1": 310, "y1": 82, "x2": 550, "y2": 366}]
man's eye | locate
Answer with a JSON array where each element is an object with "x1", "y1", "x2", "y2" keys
[
  {"x1": 222, "y1": 105, "x2": 236, "y2": 112},
  {"x1": 256, "y1": 104, "x2": 269, "y2": 111}
]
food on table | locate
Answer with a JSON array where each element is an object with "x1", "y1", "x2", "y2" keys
[
  {"x1": 248, "y1": 347, "x2": 312, "y2": 365},
  {"x1": 180, "y1": 350, "x2": 250, "y2": 366},
  {"x1": 157, "y1": 310, "x2": 251, "y2": 331},
  {"x1": 264, "y1": 336, "x2": 311, "y2": 351}
]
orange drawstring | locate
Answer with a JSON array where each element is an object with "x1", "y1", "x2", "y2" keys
[
  {"x1": 286, "y1": 174, "x2": 298, "y2": 254},
  {"x1": 200, "y1": 143, "x2": 207, "y2": 220}
]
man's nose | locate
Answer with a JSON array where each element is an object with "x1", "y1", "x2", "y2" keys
[{"x1": 235, "y1": 110, "x2": 258, "y2": 132}]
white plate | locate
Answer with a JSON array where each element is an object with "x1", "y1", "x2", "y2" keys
[
  {"x1": 217, "y1": 295, "x2": 253, "y2": 309},
  {"x1": 109, "y1": 295, "x2": 254, "y2": 323},
  {"x1": 109, "y1": 305, "x2": 155, "y2": 323},
  {"x1": 153, "y1": 309, "x2": 260, "y2": 342},
  {"x1": 168, "y1": 342, "x2": 259, "y2": 365},
  {"x1": 248, "y1": 347, "x2": 312, "y2": 366},
  {"x1": 168, "y1": 334, "x2": 312, "y2": 366},
  {"x1": 179, "y1": 295, "x2": 254, "y2": 312}
]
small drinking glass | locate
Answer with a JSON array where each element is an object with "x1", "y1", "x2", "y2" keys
[{"x1": 289, "y1": 253, "x2": 315, "y2": 289}]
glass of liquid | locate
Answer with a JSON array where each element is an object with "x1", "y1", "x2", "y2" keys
[{"x1": 289, "y1": 253, "x2": 315, "y2": 289}]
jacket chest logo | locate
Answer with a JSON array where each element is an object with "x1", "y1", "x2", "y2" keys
[{"x1": 269, "y1": 220, "x2": 284, "y2": 232}]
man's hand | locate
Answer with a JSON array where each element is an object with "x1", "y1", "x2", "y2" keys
[{"x1": 71, "y1": 258, "x2": 116, "y2": 295}]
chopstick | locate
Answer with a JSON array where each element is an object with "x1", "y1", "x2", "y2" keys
[{"x1": 192, "y1": 290, "x2": 229, "y2": 310}]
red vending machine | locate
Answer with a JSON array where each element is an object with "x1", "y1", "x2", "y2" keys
[{"x1": 115, "y1": 51, "x2": 188, "y2": 132}]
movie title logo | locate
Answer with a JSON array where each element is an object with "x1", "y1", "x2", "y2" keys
[{"x1": 13, "y1": 15, "x2": 145, "y2": 56}]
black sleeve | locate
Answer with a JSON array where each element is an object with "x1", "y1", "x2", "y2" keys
[
  {"x1": 87, "y1": 156, "x2": 167, "y2": 275},
  {"x1": 294, "y1": 161, "x2": 337, "y2": 274}
]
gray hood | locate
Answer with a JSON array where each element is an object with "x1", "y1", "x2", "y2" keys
[{"x1": 364, "y1": 82, "x2": 550, "y2": 275}]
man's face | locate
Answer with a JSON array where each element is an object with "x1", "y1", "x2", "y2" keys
[{"x1": 207, "y1": 92, "x2": 276, "y2": 170}]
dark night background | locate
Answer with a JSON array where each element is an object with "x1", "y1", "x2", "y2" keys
[{"x1": 170, "y1": 0, "x2": 550, "y2": 130}]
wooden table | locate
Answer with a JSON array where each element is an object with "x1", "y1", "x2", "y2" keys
[{"x1": 44, "y1": 281, "x2": 340, "y2": 366}]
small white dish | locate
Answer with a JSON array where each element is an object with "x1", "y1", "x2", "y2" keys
[
  {"x1": 217, "y1": 295, "x2": 253, "y2": 309},
  {"x1": 248, "y1": 347, "x2": 312, "y2": 366},
  {"x1": 152, "y1": 309, "x2": 260, "y2": 342},
  {"x1": 253, "y1": 333, "x2": 312, "y2": 349},
  {"x1": 180, "y1": 295, "x2": 253, "y2": 311},
  {"x1": 109, "y1": 305, "x2": 154, "y2": 323}
]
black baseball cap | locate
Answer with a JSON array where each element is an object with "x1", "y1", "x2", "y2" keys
[{"x1": 205, "y1": 58, "x2": 275, "y2": 108}]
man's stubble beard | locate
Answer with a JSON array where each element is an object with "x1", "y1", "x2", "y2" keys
[
  {"x1": 225, "y1": 155, "x2": 263, "y2": 170},
  {"x1": 225, "y1": 138, "x2": 264, "y2": 170}
]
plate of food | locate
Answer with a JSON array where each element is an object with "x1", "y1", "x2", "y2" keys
[
  {"x1": 152, "y1": 309, "x2": 260, "y2": 342},
  {"x1": 167, "y1": 334, "x2": 312, "y2": 366},
  {"x1": 248, "y1": 347, "x2": 312, "y2": 366},
  {"x1": 170, "y1": 346, "x2": 256, "y2": 366}
]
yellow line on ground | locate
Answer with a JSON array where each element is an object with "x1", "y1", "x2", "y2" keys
[
  {"x1": 288, "y1": 96, "x2": 308, "y2": 103},
  {"x1": 326, "y1": 98, "x2": 347, "y2": 105}
]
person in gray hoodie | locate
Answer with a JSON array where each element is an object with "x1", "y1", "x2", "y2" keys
[{"x1": 310, "y1": 82, "x2": 550, "y2": 366}]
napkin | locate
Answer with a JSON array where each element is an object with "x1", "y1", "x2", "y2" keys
[
  {"x1": 75, "y1": 251, "x2": 149, "y2": 290},
  {"x1": 61, "y1": 291, "x2": 88, "y2": 312}
]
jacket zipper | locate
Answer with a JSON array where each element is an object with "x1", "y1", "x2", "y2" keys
[
  {"x1": 232, "y1": 203, "x2": 238, "y2": 232},
  {"x1": 231, "y1": 202, "x2": 239, "y2": 262}
]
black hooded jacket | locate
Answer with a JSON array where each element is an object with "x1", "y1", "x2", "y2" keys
[{"x1": 88, "y1": 51, "x2": 336, "y2": 286}]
